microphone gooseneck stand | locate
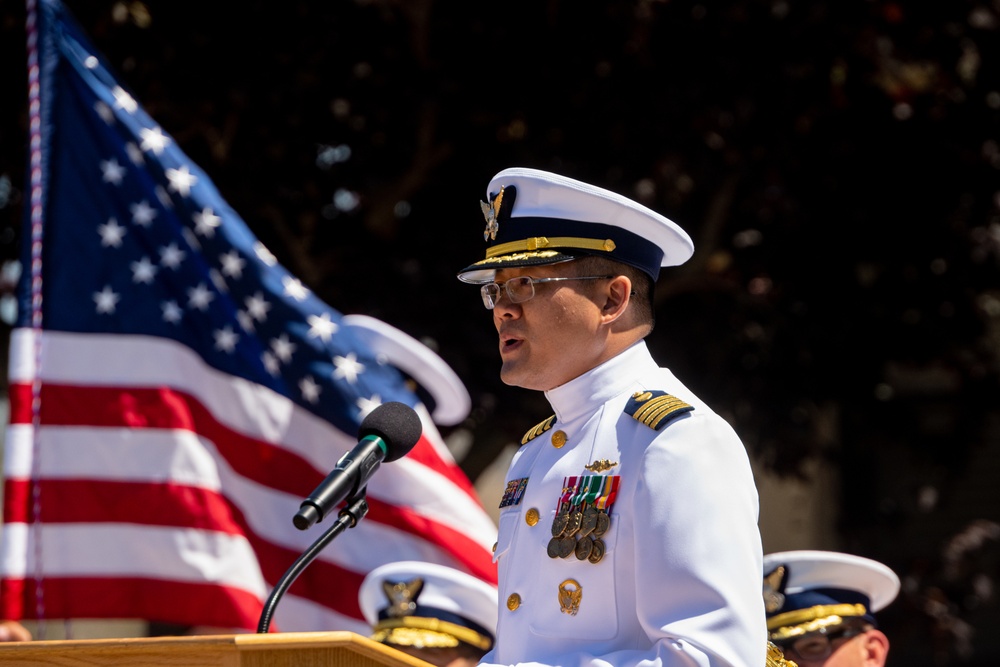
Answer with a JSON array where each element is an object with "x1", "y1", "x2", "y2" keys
[{"x1": 256, "y1": 492, "x2": 369, "y2": 634}]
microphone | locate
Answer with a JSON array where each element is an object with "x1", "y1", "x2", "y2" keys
[{"x1": 293, "y1": 401, "x2": 422, "y2": 530}]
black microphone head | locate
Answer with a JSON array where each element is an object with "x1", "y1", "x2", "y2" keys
[{"x1": 358, "y1": 401, "x2": 422, "y2": 462}]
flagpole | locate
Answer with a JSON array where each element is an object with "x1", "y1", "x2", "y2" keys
[{"x1": 24, "y1": 0, "x2": 47, "y2": 633}]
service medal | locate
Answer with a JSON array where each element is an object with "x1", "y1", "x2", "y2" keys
[
  {"x1": 575, "y1": 534, "x2": 594, "y2": 561},
  {"x1": 580, "y1": 506, "x2": 599, "y2": 537},
  {"x1": 551, "y1": 510, "x2": 569, "y2": 538},
  {"x1": 588, "y1": 538, "x2": 606, "y2": 564},
  {"x1": 593, "y1": 510, "x2": 611, "y2": 537},
  {"x1": 566, "y1": 509, "x2": 583, "y2": 536},
  {"x1": 546, "y1": 537, "x2": 562, "y2": 559},
  {"x1": 557, "y1": 536, "x2": 576, "y2": 559}
]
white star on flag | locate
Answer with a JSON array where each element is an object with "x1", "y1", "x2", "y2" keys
[
  {"x1": 139, "y1": 126, "x2": 170, "y2": 154},
  {"x1": 93, "y1": 285, "x2": 120, "y2": 314},
  {"x1": 193, "y1": 207, "x2": 222, "y2": 237},
  {"x1": 333, "y1": 352, "x2": 365, "y2": 383},
  {"x1": 187, "y1": 282, "x2": 215, "y2": 311},
  {"x1": 130, "y1": 200, "x2": 157, "y2": 226},
  {"x1": 125, "y1": 141, "x2": 144, "y2": 165},
  {"x1": 94, "y1": 100, "x2": 114, "y2": 123},
  {"x1": 100, "y1": 157, "x2": 125, "y2": 185},
  {"x1": 166, "y1": 165, "x2": 197, "y2": 197},
  {"x1": 159, "y1": 242, "x2": 186, "y2": 269},
  {"x1": 130, "y1": 256, "x2": 157, "y2": 284},
  {"x1": 213, "y1": 326, "x2": 240, "y2": 353},
  {"x1": 97, "y1": 218, "x2": 126, "y2": 247},
  {"x1": 299, "y1": 376, "x2": 321, "y2": 403},
  {"x1": 219, "y1": 250, "x2": 246, "y2": 279},
  {"x1": 283, "y1": 276, "x2": 309, "y2": 301},
  {"x1": 112, "y1": 85, "x2": 137, "y2": 112},
  {"x1": 270, "y1": 334, "x2": 296, "y2": 363},
  {"x1": 245, "y1": 292, "x2": 271, "y2": 322},
  {"x1": 262, "y1": 351, "x2": 281, "y2": 376},
  {"x1": 160, "y1": 300, "x2": 183, "y2": 324},
  {"x1": 356, "y1": 394, "x2": 382, "y2": 418},
  {"x1": 307, "y1": 312, "x2": 338, "y2": 341}
]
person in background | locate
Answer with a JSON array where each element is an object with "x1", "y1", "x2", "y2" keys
[
  {"x1": 359, "y1": 560, "x2": 498, "y2": 667},
  {"x1": 455, "y1": 167, "x2": 765, "y2": 667},
  {"x1": 763, "y1": 550, "x2": 900, "y2": 667}
]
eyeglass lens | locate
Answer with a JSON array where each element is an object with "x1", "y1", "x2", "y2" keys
[
  {"x1": 782, "y1": 626, "x2": 864, "y2": 662},
  {"x1": 480, "y1": 277, "x2": 535, "y2": 309}
]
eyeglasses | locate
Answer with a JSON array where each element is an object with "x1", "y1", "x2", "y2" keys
[
  {"x1": 775, "y1": 625, "x2": 870, "y2": 663},
  {"x1": 480, "y1": 275, "x2": 615, "y2": 310}
]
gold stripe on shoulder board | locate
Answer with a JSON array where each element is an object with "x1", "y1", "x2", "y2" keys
[
  {"x1": 522, "y1": 415, "x2": 557, "y2": 445},
  {"x1": 626, "y1": 391, "x2": 694, "y2": 431}
]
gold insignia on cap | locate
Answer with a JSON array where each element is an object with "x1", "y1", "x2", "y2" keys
[
  {"x1": 763, "y1": 565, "x2": 787, "y2": 613},
  {"x1": 558, "y1": 579, "x2": 582, "y2": 616},
  {"x1": 767, "y1": 604, "x2": 868, "y2": 639},
  {"x1": 383, "y1": 577, "x2": 424, "y2": 617},
  {"x1": 584, "y1": 459, "x2": 618, "y2": 473},
  {"x1": 766, "y1": 641, "x2": 797, "y2": 667},
  {"x1": 481, "y1": 186, "x2": 505, "y2": 241}
]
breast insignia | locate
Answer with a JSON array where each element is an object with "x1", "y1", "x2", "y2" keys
[
  {"x1": 625, "y1": 390, "x2": 694, "y2": 430},
  {"x1": 558, "y1": 578, "x2": 582, "y2": 616},
  {"x1": 521, "y1": 415, "x2": 557, "y2": 445}
]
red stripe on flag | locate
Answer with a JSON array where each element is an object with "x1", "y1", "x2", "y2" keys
[
  {"x1": 3, "y1": 477, "x2": 497, "y2": 588},
  {"x1": 9, "y1": 382, "x2": 483, "y2": 503},
  {"x1": 0, "y1": 576, "x2": 265, "y2": 629},
  {"x1": 8, "y1": 383, "x2": 320, "y2": 497}
]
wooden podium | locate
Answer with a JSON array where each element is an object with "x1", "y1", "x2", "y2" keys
[{"x1": 0, "y1": 630, "x2": 435, "y2": 667}]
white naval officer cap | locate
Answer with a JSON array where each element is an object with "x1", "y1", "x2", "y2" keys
[
  {"x1": 341, "y1": 314, "x2": 471, "y2": 427},
  {"x1": 359, "y1": 561, "x2": 498, "y2": 652},
  {"x1": 456, "y1": 167, "x2": 694, "y2": 284},
  {"x1": 763, "y1": 550, "x2": 901, "y2": 642}
]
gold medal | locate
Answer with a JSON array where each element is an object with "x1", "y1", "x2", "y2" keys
[
  {"x1": 588, "y1": 538, "x2": 606, "y2": 564},
  {"x1": 575, "y1": 534, "x2": 594, "y2": 560}
]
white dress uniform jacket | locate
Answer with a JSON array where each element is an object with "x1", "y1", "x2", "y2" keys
[{"x1": 479, "y1": 341, "x2": 765, "y2": 667}]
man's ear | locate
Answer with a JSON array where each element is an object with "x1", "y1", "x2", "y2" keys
[
  {"x1": 601, "y1": 275, "x2": 631, "y2": 323},
  {"x1": 861, "y1": 629, "x2": 890, "y2": 666}
]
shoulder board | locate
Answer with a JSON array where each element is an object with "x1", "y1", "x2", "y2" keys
[
  {"x1": 521, "y1": 415, "x2": 557, "y2": 445},
  {"x1": 625, "y1": 390, "x2": 694, "y2": 431}
]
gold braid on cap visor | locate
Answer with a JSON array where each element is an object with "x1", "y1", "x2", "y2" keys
[
  {"x1": 485, "y1": 236, "x2": 617, "y2": 258},
  {"x1": 767, "y1": 603, "x2": 868, "y2": 642},
  {"x1": 373, "y1": 616, "x2": 493, "y2": 651}
]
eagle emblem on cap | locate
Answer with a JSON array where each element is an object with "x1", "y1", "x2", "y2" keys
[
  {"x1": 480, "y1": 185, "x2": 506, "y2": 241},
  {"x1": 383, "y1": 577, "x2": 424, "y2": 617},
  {"x1": 763, "y1": 565, "x2": 788, "y2": 613}
]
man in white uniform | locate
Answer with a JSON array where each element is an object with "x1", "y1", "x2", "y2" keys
[
  {"x1": 456, "y1": 168, "x2": 765, "y2": 667},
  {"x1": 763, "y1": 550, "x2": 899, "y2": 667}
]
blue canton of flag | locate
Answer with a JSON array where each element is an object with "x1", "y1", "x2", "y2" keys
[{"x1": 38, "y1": 4, "x2": 411, "y2": 426}]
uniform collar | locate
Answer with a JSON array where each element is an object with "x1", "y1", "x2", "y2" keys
[{"x1": 544, "y1": 340, "x2": 656, "y2": 424}]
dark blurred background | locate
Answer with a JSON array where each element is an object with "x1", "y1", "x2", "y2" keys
[{"x1": 2, "y1": 1, "x2": 999, "y2": 664}]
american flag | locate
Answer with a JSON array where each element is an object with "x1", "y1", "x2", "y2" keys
[{"x1": 1, "y1": 0, "x2": 497, "y2": 634}]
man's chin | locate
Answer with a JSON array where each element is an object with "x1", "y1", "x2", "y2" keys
[{"x1": 500, "y1": 362, "x2": 530, "y2": 389}]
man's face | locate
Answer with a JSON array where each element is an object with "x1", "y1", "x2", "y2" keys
[
  {"x1": 490, "y1": 263, "x2": 609, "y2": 391},
  {"x1": 778, "y1": 626, "x2": 889, "y2": 667}
]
